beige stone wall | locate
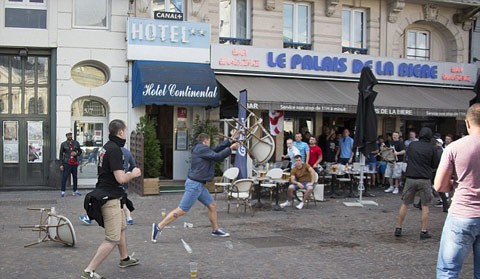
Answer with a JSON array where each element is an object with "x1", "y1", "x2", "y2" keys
[
  {"x1": 134, "y1": 0, "x2": 471, "y2": 63},
  {"x1": 195, "y1": 0, "x2": 471, "y2": 63},
  {"x1": 386, "y1": 3, "x2": 468, "y2": 62}
]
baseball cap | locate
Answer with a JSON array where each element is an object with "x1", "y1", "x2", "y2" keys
[{"x1": 66, "y1": 131, "x2": 73, "y2": 136}]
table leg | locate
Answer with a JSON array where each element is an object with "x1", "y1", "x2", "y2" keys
[
  {"x1": 272, "y1": 183, "x2": 283, "y2": 211},
  {"x1": 363, "y1": 173, "x2": 376, "y2": 197},
  {"x1": 329, "y1": 174, "x2": 343, "y2": 198},
  {"x1": 253, "y1": 183, "x2": 264, "y2": 208}
]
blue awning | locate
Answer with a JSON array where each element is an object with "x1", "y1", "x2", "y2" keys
[{"x1": 132, "y1": 61, "x2": 219, "y2": 108}]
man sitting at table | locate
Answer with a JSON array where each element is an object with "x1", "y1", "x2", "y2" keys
[{"x1": 280, "y1": 155, "x2": 316, "y2": 210}]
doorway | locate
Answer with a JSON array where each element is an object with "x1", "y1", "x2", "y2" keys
[
  {"x1": 71, "y1": 98, "x2": 108, "y2": 182},
  {"x1": 0, "y1": 53, "x2": 51, "y2": 187},
  {"x1": 147, "y1": 105, "x2": 173, "y2": 179}
]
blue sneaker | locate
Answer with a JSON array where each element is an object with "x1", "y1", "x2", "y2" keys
[
  {"x1": 73, "y1": 191, "x2": 81, "y2": 196},
  {"x1": 212, "y1": 228, "x2": 230, "y2": 237},
  {"x1": 79, "y1": 215, "x2": 92, "y2": 225},
  {"x1": 127, "y1": 219, "x2": 134, "y2": 225},
  {"x1": 151, "y1": 223, "x2": 161, "y2": 243},
  {"x1": 60, "y1": 191, "x2": 65, "y2": 198}
]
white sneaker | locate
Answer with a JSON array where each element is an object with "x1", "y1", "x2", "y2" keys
[
  {"x1": 384, "y1": 186, "x2": 395, "y2": 193},
  {"x1": 280, "y1": 200, "x2": 291, "y2": 208},
  {"x1": 296, "y1": 202, "x2": 304, "y2": 210},
  {"x1": 392, "y1": 187, "x2": 399, "y2": 194}
]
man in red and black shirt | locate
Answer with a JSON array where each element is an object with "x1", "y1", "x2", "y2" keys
[
  {"x1": 308, "y1": 136, "x2": 323, "y2": 173},
  {"x1": 59, "y1": 131, "x2": 82, "y2": 197}
]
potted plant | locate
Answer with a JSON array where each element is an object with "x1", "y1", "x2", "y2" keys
[
  {"x1": 190, "y1": 114, "x2": 224, "y2": 192},
  {"x1": 136, "y1": 115, "x2": 163, "y2": 195}
]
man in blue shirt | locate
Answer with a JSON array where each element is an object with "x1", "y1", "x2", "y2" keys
[
  {"x1": 151, "y1": 133, "x2": 239, "y2": 242},
  {"x1": 293, "y1": 133, "x2": 310, "y2": 164},
  {"x1": 335, "y1": 129, "x2": 354, "y2": 165}
]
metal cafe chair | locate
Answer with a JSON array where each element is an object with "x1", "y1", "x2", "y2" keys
[
  {"x1": 213, "y1": 167, "x2": 239, "y2": 200},
  {"x1": 294, "y1": 172, "x2": 321, "y2": 207},
  {"x1": 227, "y1": 178, "x2": 255, "y2": 217},
  {"x1": 19, "y1": 207, "x2": 76, "y2": 248}
]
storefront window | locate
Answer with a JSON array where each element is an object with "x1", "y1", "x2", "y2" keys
[
  {"x1": 406, "y1": 30, "x2": 430, "y2": 60},
  {"x1": 5, "y1": 0, "x2": 47, "y2": 29},
  {"x1": 0, "y1": 56, "x2": 8, "y2": 84},
  {"x1": 37, "y1": 57, "x2": 48, "y2": 85},
  {"x1": 11, "y1": 87, "x2": 21, "y2": 114},
  {"x1": 11, "y1": 57, "x2": 22, "y2": 84},
  {"x1": 37, "y1": 88, "x2": 47, "y2": 114},
  {"x1": 342, "y1": 8, "x2": 366, "y2": 51},
  {"x1": 283, "y1": 2, "x2": 311, "y2": 49},
  {"x1": 25, "y1": 87, "x2": 35, "y2": 114},
  {"x1": 219, "y1": 0, "x2": 251, "y2": 45},
  {"x1": 71, "y1": 62, "x2": 109, "y2": 88},
  {"x1": 153, "y1": 0, "x2": 184, "y2": 13},
  {"x1": 0, "y1": 87, "x2": 8, "y2": 114},
  {"x1": 72, "y1": 98, "x2": 108, "y2": 179},
  {"x1": 72, "y1": 98, "x2": 106, "y2": 117},
  {"x1": 25, "y1": 57, "x2": 35, "y2": 85},
  {"x1": 83, "y1": 100, "x2": 106, "y2": 117},
  {"x1": 74, "y1": 0, "x2": 109, "y2": 29},
  {"x1": 0, "y1": 55, "x2": 50, "y2": 115}
]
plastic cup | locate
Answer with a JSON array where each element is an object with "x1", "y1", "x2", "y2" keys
[
  {"x1": 161, "y1": 208, "x2": 166, "y2": 217},
  {"x1": 189, "y1": 262, "x2": 198, "y2": 278}
]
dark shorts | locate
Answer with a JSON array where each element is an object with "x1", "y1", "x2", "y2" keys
[
  {"x1": 291, "y1": 182, "x2": 315, "y2": 191},
  {"x1": 402, "y1": 178, "x2": 433, "y2": 205}
]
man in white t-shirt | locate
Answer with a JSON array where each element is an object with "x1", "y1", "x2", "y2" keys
[
  {"x1": 435, "y1": 103, "x2": 480, "y2": 278},
  {"x1": 282, "y1": 138, "x2": 300, "y2": 169}
]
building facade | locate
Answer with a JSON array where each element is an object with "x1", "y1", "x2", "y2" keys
[{"x1": 0, "y1": 0, "x2": 478, "y2": 188}]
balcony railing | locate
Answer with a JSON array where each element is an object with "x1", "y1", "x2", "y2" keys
[
  {"x1": 219, "y1": 37, "x2": 252, "y2": 45},
  {"x1": 283, "y1": 42, "x2": 312, "y2": 50},
  {"x1": 342, "y1": 47, "x2": 368, "y2": 55}
]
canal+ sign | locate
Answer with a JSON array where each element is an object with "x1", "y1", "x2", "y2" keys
[
  {"x1": 127, "y1": 17, "x2": 211, "y2": 63},
  {"x1": 154, "y1": 11, "x2": 183, "y2": 21}
]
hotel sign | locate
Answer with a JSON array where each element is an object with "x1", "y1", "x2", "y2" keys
[
  {"x1": 127, "y1": 17, "x2": 211, "y2": 63},
  {"x1": 211, "y1": 44, "x2": 477, "y2": 88}
]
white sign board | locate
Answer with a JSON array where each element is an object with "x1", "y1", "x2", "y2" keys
[{"x1": 211, "y1": 44, "x2": 477, "y2": 88}]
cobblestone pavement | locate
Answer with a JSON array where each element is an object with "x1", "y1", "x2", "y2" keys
[{"x1": 0, "y1": 187, "x2": 474, "y2": 279}]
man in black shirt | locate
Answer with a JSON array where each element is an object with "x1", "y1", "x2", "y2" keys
[
  {"x1": 59, "y1": 131, "x2": 82, "y2": 197},
  {"x1": 323, "y1": 130, "x2": 338, "y2": 164},
  {"x1": 394, "y1": 127, "x2": 439, "y2": 239},
  {"x1": 81, "y1": 120, "x2": 141, "y2": 279}
]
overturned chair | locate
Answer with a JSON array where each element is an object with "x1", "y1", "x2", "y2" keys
[
  {"x1": 19, "y1": 207, "x2": 76, "y2": 248},
  {"x1": 224, "y1": 104, "x2": 275, "y2": 166}
]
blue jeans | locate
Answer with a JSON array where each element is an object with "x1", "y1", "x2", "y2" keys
[
  {"x1": 61, "y1": 163, "x2": 78, "y2": 192},
  {"x1": 437, "y1": 214, "x2": 480, "y2": 278},
  {"x1": 178, "y1": 179, "x2": 214, "y2": 212}
]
